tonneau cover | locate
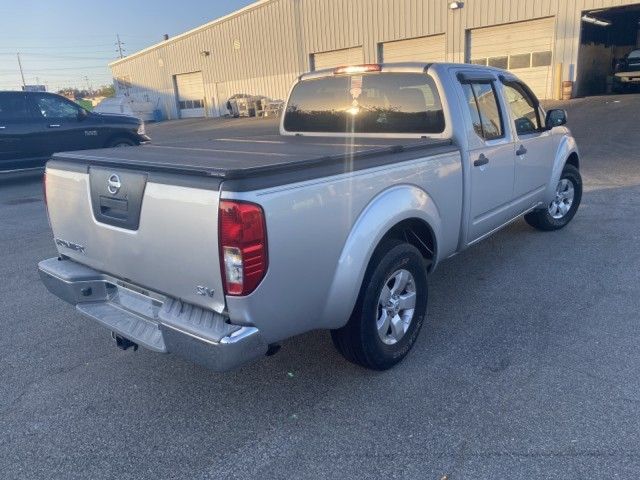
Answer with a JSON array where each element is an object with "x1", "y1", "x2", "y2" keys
[{"x1": 51, "y1": 131, "x2": 455, "y2": 180}]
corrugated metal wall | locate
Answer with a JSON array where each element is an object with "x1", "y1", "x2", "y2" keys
[{"x1": 110, "y1": 0, "x2": 640, "y2": 119}]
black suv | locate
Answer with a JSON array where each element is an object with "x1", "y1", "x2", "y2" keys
[{"x1": 0, "y1": 91, "x2": 150, "y2": 171}]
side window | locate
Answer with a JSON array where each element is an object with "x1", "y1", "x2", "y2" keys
[
  {"x1": 32, "y1": 95, "x2": 80, "y2": 120},
  {"x1": 503, "y1": 83, "x2": 541, "y2": 135},
  {"x1": 0, "y1": 94, "x2": 28, "y2": 121},
  {"x1": 462, "y1": 84, "x2": 483, "y2": 138},
  {"x1": 461, "y1": 81, "x2": 504, "y2": 141}
]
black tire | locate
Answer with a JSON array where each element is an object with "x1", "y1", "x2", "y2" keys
[
  {"x1": 525, "y1": 164, "x2": 582, "y2": 231},
  {"x1": 331, "y1": 240, "x2": 428, "y2": 370},
  {"x1": 107, "y1": 137, "x2": 136, "y2": 148}
]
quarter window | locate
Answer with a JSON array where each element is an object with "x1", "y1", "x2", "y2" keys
[
  {"x1": 503, "y1": 82, "x2": 541, "y2": 135},
  {"x1": 462, "y1": 81, "x2": 504, "y2": 141}
]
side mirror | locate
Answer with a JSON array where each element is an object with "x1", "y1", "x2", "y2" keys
[
  {"x1": 546, "y1": 109, "x2": 567, "y2": 128},
  {"x1": 77, "y1": 109, "x2": 89, "y2": 121}
]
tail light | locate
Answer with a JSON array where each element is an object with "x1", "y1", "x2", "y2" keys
[
  {"x1": 42, "y1": 172, "x2": 47, "y2": 206},
  {"x1": 218, "y1": 200, "x2": 268, "y2": 296},
  {"x1": 42, "y1": 171, "x2": 51, "y2": 227}
]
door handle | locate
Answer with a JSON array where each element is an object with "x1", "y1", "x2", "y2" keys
[
  {"x1": 48, "y1": 124, "x2": 61, "y2": 128},
  {"x1": 473, "y1": 154, "x2": 489, "y2": 167},
  {"x1": 516, "y1": 145, "x2": 527, "y2": 156}
]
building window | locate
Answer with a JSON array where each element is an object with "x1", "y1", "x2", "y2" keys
[
  {"x1": 532, "y1": 51, "x2": 552, "y2": 67},
  {"x1": 488, "y1": 56, "x2": 508, "y2": 69},
  {"x1": 509, "y1": 53, "x2": 531, "y2": 70}
]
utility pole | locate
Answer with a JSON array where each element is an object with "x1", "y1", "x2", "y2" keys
[
  {"x1": 16, "y1": 53, "x2": 26, "y2": 89},
  {"x1": 115, "y1": 34, "x2": 125, "y2": 59},
  {"x1": 83, "y1": 75, "x2": 92, "y2": 94}
]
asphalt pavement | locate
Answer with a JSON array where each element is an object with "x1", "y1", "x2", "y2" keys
[{"x1": 1, "y1": 94, "x2": 639, "y2": 479}]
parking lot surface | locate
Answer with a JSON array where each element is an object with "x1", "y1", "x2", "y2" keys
[{"x1": 2, "y1": 95, "x2": 640, "y2": 479}]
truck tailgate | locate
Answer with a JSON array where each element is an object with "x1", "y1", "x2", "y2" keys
[{"x1": 45, "y1": 161, "x2": 226, "y2": 313}]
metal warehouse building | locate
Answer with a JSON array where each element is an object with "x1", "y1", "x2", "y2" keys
[{"x1": 109, "y1": 0, "x2": 640, "y2": 120}]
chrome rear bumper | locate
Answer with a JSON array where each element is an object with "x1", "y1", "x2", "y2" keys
[{"x1": 38, "y1": 257, "x2": 268, "y2": 372}]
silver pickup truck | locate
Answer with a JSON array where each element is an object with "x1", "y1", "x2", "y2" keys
[{"x1": 39, "y1": 63, "x2": 582, "y2": 371}]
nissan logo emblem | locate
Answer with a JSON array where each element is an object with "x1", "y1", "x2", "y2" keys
[{"x1": 107, "y1": 174, "x2": 121, "y2": 195}]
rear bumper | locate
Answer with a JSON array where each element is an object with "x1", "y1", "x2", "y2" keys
[{"x1": 38, "y1": 257, "x2": 268, "y2": 372}]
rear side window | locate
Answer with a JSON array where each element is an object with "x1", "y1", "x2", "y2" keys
[
  {"x1": 0, "y1": 93, "x2": 28, "y2": 121},
  {"x1": 461, "y1": 82, "x2": 503, "y2": 140},
  {"x1": 283, "y1": 73, "x2": 445, "y2": 134}
]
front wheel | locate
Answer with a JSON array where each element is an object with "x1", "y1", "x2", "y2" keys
[
  {"x1": 107, "y1": 137, "x2": 136, "y2": 148},
  {"x1": 331, "y1": 240, "x2": 428, "y2": 370},
  {"x1": 525, "y1": 164, "x2": 582, "y2": 231}
]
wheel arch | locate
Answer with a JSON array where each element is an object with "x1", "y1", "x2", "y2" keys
[
  {"x1": 319, "y1": 184, "x2": 441, "y2": 330},
  {"x1": 546, "y1": 134, "x2": 580, "y2": 202},
  {"x1": 103, "y1": 132, "x2": 139, "y2": 148}
]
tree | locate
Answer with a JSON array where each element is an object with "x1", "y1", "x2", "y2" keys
[{"x1": 95, "y1": 84, "x2": 115, "y2": 97}]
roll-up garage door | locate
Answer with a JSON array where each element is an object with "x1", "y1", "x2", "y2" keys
[
  {"x1": 380, "y1": 34, "x2": 446, "y2": 63},
  {"x1": 175, "y1": 72, "x2": 206, "y2": 118},
  {"x1": 469, "y1": 17, "x2": 555, "y2": 99},
  {"x1": 311, "y1": 46, "x2": 364, "y2": 71}
]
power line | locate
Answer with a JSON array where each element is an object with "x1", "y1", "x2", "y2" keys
[{"x1": 0, "y1": 52, "x2": 115, "y2": 60}]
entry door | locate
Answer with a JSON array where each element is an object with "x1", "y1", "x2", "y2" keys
[
  {"x1": 460, "y1": 81, "x2": 516, "y2": 241},
  {"x1": 175, "y1": 72, "x2": 206, "y2": 118}
]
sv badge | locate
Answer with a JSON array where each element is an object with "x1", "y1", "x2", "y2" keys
[{"x1": 196, "y1": 286, "x2": 215, "y2": 297}]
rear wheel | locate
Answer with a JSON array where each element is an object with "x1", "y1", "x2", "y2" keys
[
  {"x1": 331, "y1": 240, "x2": 428, "y2": 370},
  {"x1": 525, "y1": 164, "x2": 582, "y2": 231}
]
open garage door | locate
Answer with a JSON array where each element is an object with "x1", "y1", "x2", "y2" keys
[
  {"x1": 311, "y1": 47, "x2": 364, "y2": 71},
  {"x1": 175, "y1": 72, "x2": 206, "y2": 118},
  {"x1": 577, "y1": 5, "x2": 640, "y2": 96},
  {"x1": 380, "y1": 34, "x2": 446, "y2": 63},
  {"x1": 470, "y1": 17, "x2": 555, "y2": 100}
]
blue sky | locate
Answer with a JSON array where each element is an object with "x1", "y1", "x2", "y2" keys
[{"x1": 0, "y1": 0, "x2": 256, "y2": 92}]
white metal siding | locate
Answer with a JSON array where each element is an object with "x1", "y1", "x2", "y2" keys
[
  {"x1": 175, "y1": 72, "x2": 206, "y2": 118},
  {"x1": 470, "y1": 17, "x2": 555, "y2": 99},
  {"x1": 311, "y1": 46, "x2": 364, "y2": 70},
  {"x1": 109, "y1": 0, "x2": 640, "y2": 117},
  {"x1": 380, "y1": 34, "x2": 446, "y2": 63}
]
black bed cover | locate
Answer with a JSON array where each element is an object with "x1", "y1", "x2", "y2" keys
[{"x1": 50, "y1": 122, "x2": 457, "y2": 188}]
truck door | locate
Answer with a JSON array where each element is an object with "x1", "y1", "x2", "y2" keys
[
  {"x1": 0, "y1": 92, "x2": 41, "y2": 168},
  {"x1": 28, "y1": 93, "x2": 95, "y2": 156},
  {"x1": 459, "y1": 79, "x2": 516, "y2": 242},
  {"x1": 501, "y1": 80, "x2": 558, "y2": 204}
]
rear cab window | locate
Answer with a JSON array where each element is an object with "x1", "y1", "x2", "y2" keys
[{"x1": 283, "y1": 72, "x2": 445, "y2": 135}]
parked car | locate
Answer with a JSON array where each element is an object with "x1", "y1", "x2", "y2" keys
[
  {"x1": 0, "y1": 91, "x2": 150, "y2": 171},
  {"x1": 613, "y1": 49, "x2": 640, "y2": 93},
  {"x1": 39, "y1": 63, "x2": 581, "y2": 372}
]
